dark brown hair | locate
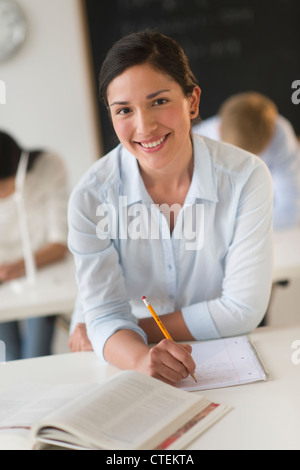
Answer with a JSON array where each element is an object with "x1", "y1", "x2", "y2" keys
[
  {"x1": 0, "y1": 131, "x2": 42, "y2": 179},
  {"x1": 99, "y1": 30, "x2": 199, "y2": 121}
]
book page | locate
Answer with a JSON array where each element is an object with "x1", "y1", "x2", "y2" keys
[
  {"x1": 0, "y1": 382, "x2": 96, "y2": 449},
  {"x1": 0, "y1": 383, "x2": 94, "y2": 429},
  {"x1": 32, "y1": 371, "x2": 204, "y2": 450},
  {"x1": 177, "y1": 336, "x2": 267, "y2": 391}
]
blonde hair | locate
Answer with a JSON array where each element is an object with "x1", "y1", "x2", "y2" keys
[{"x1": 218, "y1": 92, "x2": 278, "y2": 155}]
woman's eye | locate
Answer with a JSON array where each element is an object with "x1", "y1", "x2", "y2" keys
[
  {"x1": 153, "y1": 98, "x2": 168, "y2": 106},
  {"x1": 117, "y1": 107, "x2": 131, "y2": 115}
]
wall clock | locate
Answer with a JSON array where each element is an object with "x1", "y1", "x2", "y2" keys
[{"x1": 0, "y1": 0, "x2": 27, "y2": 62}]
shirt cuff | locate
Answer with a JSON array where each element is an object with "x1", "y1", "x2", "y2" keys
[
  {"x1": 181, "y1": 302, "x2": 220, "y2": 341},
  {"x1": 86, "y1": 315, "x2": 148, "y2": 362}
]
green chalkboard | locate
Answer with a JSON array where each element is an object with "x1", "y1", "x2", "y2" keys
[{"x1": 84, "y1": 0, "x2": 300, "y2": 153}]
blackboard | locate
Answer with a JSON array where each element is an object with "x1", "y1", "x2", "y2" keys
[{"x1": 84, "y1": 0, "x2": 300, "y2": 154}]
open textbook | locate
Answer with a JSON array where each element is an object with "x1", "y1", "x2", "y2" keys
[
  {"x1": 177, "y1": 335, "x2": 268, "y2": 391},
  {"x1": 0, "y1": 371, "x2": 231, "y2": 450}
]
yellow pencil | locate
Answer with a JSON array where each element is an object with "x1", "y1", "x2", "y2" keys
[{"x1": 142, "y1": 296, "x2": 197, "y2": 383}]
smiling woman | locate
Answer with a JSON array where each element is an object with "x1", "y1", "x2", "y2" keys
[
  {"x1": 106, "y1": 63, "x2": 200, "y2": 182},
  {"x1": 101, "y1": 31, "x2": 201, "y2": 184},
  {"x1": 67, "y1": 30, "x2": 273, "y2": 387}
]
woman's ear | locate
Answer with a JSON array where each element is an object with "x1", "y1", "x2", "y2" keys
[
  {"x1": 189, "y1": 86, "x2": 201, "y2": 121},
  {"x1": 189, "y1": 86, "x2": 201, "y2": 119}
]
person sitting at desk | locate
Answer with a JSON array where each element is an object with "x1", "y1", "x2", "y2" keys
[
  {"x1": 68, "y1": 30, "x2": 273, "y2": 385},
  {"x1": 0, "y1": 131, "x2": 68, "y2": 361},
  {"x1": 193, "y1": 92, "x2": 300, "y2": 231}
]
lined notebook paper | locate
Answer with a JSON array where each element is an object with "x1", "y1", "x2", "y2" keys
[{"x1": 177, "y1": 335, "x2": 268, "y2": 392}]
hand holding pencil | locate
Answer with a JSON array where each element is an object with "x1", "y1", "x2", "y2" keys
[{"x1": 142, "y1": 296, "x2": 197, "y2": 383}]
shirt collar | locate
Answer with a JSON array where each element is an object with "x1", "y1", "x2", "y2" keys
[
  {"x1": 120, "y1": 133, "x2": 219, "y2": 207},
  {"x1": 187, "y1": 133, "x2": 219, "y2": 203},
  {"x1": 120, "y1": 147, "x2": 152, "y2": 206}
]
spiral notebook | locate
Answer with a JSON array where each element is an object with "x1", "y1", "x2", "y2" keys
[{"x1": 177, "y1": 335, "x2": 268, "y2": 392}]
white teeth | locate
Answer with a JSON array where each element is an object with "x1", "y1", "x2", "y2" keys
[{"x1": 140, "y1": 135, "x2": 166, "y2": 149}]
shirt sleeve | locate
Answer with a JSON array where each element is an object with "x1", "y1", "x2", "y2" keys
[
  {"x1": 67, "y1": 179, "x2": 148, "y2": 361},
  {"x1": 265, "y1": 118, "x2": 300, "y2": 230},
  {"x1": 182, "y1": 161, "x2": 274, "y2": 339}
]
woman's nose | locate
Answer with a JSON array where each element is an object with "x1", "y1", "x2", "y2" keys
[{"x1": 135, "y1": 109, "x2": 158, "y2": 136}]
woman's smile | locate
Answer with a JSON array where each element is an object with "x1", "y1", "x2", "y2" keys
[{"x1": 135, "y1": 133, "x2": 170, "y2": 152}]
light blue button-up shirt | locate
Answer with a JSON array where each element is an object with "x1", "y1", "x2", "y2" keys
[{"x1": 68, "y1": 134, "x2": 273, "y2": 360}]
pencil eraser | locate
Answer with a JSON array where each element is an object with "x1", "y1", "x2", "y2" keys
[{"x1": 142, "y1": 296, "x2": 146, "y2": 300}]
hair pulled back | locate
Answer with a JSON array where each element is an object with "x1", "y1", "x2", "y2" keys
[{"x1": 99, "y1": 30, "x2": 199, "y2": 109}]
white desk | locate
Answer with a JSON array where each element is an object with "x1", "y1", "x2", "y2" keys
[
  {"x1": 0, "y1": 324, "x2": 299, "y2": 450},
  {"x1": 0, "y1": 255, "x2": 78, "y2": 322}
]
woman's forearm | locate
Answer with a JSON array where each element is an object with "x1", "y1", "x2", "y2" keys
[
  {"x1": 0, "y1": 243, "x2": 67, "y2": 282},
  {"x1": 34, "y1": 242, "x2": 68, "y2": 268},
  {"x1": 103, "y1": 329, "x2": 151, "y2": 370}
]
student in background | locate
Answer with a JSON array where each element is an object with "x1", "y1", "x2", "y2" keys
[
  {"x1": 68, "y1": 31, "x2": 273, "y2": 385},
  {"x1": 0, "y1": 131, "x2": 68, "y2": 360},
  {"x1": 193, "y1": 92, "x2": 300, "y2": 231}
]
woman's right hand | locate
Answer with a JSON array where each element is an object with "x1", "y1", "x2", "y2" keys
[
  {"x1": 135, "y1": 338, "x2": 196, "y2": 385},
  {"x1": 104, "y1": 329, "x2": 196, "y2": 385}
]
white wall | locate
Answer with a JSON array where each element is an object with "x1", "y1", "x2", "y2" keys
[{"x1": 0, "y1": 0, "x2": 102, "y2": 189}]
